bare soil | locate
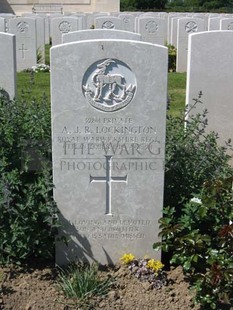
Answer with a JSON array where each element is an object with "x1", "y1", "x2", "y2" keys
[{"x1": 0, "y1": 262, "x2": 201, "y2": 310}]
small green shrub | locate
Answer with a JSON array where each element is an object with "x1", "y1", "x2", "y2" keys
[
  {"x1": 164, "y1": 95, "x2": 232, "y2": 211},
  {"x1": 155, "y1": 96, "x2": 233, "y2": 309},
  {"x1": 0, "y1": 91, "x2": 59, "y2": 264},
  {"x1": 58, "y1": 263, "x2": 114, "y2": 301},
  {"x1": 155, "y1": 179, "x2": 233, "y2": 309},
  {"x1": 45, "y1": 44, "x2": 51, "y2": 65},
  {"x1": 166, "y1": 43, "x2": 176, "y2": 72},
  {"x1": 36, "y1": 48, "x2": 43, "y2": 64}
]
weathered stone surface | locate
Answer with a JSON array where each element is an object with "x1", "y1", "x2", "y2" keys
[{"x1": 51, "y1": 39, "x2": 168, "y2": 265}]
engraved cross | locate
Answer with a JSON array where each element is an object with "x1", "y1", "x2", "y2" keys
[
  {"x1": 90, "y1": 155, "x2": 127, "y2": 215},
  {"x1": 19, "y1": 44, "x2": 28, "y2": 59}
]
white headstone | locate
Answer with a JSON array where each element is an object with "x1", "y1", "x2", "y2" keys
[
  {"x1": 186, "y1": 31, "x2": 233, "y2": 150},
  {"x1": 208, "y1": 17, "x2": 220, "y2": 31},
  {"x1": 0, "y1": 17, "x2": 5, "y2": 32},
  {"x1": 170, "y1": 16, "x2": 180, "y2": 47},
  {"x1": 9, "y1": 17, "x2": 37, "y2": 72},
  {"x1": 176, "y1": 18, "x2": 205, "y2": 72},
  {"x1": 167, "y1": 13, "x2": 179, "y2": 44},
  {"x1": 51, "y1": 17, "x2": 82, "y2": 46},
  {"x1": 95, "y1": 16, "x2": 123, "y2": 30},
  {"x1": 0, "y1": 32, "x2": 16, "y2": 99},
  {"x1": 0, "y1": 14, "x2": 15, "y2": 33},
  {"x1": 138, "y1": 17, "x2": 167, "y2": 45},
  {"x1": 34, "y1": 16, "x2": 45, "y2": 63},
  {"x1": 119, "y1": 14, "x2": 135, "y2": 33},
  {"x1": 51, "y1": 39, "x2": 168, "y2": 265},
  {"x1": 71, "y1": 13, "x2": 87, "y2": 29},
  {"x1": 62, "y1": 29, "x2": 142, "y2": 43},
  {"x1": 23, "y1": 13, "x2": 50, "y2": 45}
]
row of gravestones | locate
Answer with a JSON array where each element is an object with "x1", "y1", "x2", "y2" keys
[
  {"x1": 0, "y1": 29, "x2": 232, "y2": 265},
  {"x1": 2, "y1": 12, "x2": 233, "y2": 72},
  {"x1": 0, "y1": 13, "x2": 168, "y2": 72}
]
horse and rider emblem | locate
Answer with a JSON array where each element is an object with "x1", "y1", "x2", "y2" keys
[{"x1": 82, "y1": 59, "x2": 136, "y2": 112}]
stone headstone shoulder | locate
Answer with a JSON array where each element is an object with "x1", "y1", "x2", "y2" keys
[
  {"x1": 51, "y1": 39, "x2": 168, "y2": 265},
  {"x1": 62, "y1": 29, "x2": 142, "y2": 43}
]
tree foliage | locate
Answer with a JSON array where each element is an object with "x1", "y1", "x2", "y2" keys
[
  {"x1": 169, "y1": 0, "x2": 233, "y2": 11},
  {"x1": 120, "y1": 0, "x2": 167, "y2": 11},
  {"x1": 120, "y1": 0, "x2": 233, "y2": 11}
]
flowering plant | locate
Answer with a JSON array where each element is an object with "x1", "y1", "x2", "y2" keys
[
  {"x1": 120, "y1": 253, "x2": 135, "y2": 264},
  {"x1": 120, "y1": 254, "x2": 167, "y2": 289},
  {"x1": 31, "y1": 64, "x2": 50, "y2": 73},
  {"x1": 146, "y1": 259, "x2": 164, "y2": 274}
]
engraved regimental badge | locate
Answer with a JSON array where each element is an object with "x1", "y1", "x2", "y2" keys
[{"x1": 82, "y1": 59, "x2": 136, "y2": 112}]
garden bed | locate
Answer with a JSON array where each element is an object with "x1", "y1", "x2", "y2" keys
[{"x1": 0, "y1": 263, "x2": 200, "y2": 310}]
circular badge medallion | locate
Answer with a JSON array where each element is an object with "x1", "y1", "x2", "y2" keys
[
  {"x1": 185, "y1": 21, "x2": 198, "y2": 33},
  {"x1": 102, "y1": 21, "x2": 115, "y2": 29},
  {"x1": 59, "y1": 21, "x2": 71, "y2": 33},
  {"x1": 82, "y1": 59, "x2": 136, "y2": 112},
  {"x1": 145, "y1": 21, "x2": 158, "y2": 33},
  {"x1": 17, "y1": 21, "x2": 29, "y2": 33}
]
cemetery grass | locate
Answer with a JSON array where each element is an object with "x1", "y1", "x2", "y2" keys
[
  {"x1": 17, "y1": 71, "x2": 50, "y2": 100},
  {"x1": 167, "y1": 72, "x2": 186, "y2": 116}
]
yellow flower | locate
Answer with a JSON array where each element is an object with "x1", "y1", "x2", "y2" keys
[
  {"x1": 120, "y1": 253, "x2": 135, "y2": 264},
  {"x1": 146, "y1": 259, "x2": 164, "y2": 273}
]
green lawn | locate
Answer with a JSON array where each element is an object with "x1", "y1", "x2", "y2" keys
[
  {"x1": 168, "y1": 72, "x2": 186, "y2": 117},
  {"x1": 17, "y1": 71, "x2": 50, "y2": 100}
]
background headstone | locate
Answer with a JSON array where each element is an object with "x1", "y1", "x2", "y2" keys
[
  {"x1": 186, "y1": 31, "x2": 233, "y2": 153},
  {"x1": 0, "y1": 32, "x2": 16, "y2": 99},
  {"x1": 51, "y1": 39, "x2": 168, "y2": 265},
  {"x1": 34, "y1": 16, "x2": 45, "y2": 63},
  {"x1": 119, "y1": 14, "x2": 135, "y2": 32},
  {"x1": 176, "y1": 18, "x2": 205, "y2": 72},
  {"x1": 95, "y1": 16, "x2": 123, "y2": 30},
  {"x1": 51, "y1": 16, "x2": 82, "y2": 46},
  {"x1": 0, "y1": 17, "x2": 5, "y2": 32},
  {"x1": 0, "y1": 13, "x2": 15, "y2": 33},
  {"x1": 138, "y1": 17, "x2": 167, "y2": 45},
  {"x1": 208, "y1": 17, "x2": 220, "y2": 30},
  {"x1": 9, "y1": 17, "x2": 37, "y2": 72}
]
